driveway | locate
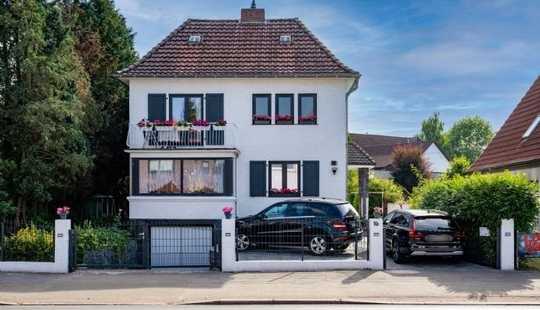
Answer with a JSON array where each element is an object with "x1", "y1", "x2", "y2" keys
[
  {"x1": 385, "y1": 255, "x2": 491, "y2": 272},
  {"x1": 237, "y1": 241, "x2": 368, "y2": 261}
]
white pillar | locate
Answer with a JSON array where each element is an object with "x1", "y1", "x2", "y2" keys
[
  {"x1": 369, "y1": 218, "x2": 384, "y2": 270},
  {"x1": 221, "y1": 219, "x2": 236, "y2": 272},
  {"x1": 500, "y1": 218, "x2": 515, "y2": 271}
]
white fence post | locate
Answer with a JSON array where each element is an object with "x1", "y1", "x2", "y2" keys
[
  {"x1": 221, "y1": 219, "x2": 236, "y2": 272},
  {"x1": 368, "y1": 218, "x2": 384, "y2": 270},
  {"x1": 54, "y1": 219, "x2": 71, "y2": 273},
  {"x1": 500, "y1": 218, "x2": 515, "y2": 271}
]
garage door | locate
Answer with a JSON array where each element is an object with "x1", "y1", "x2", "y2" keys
[{"x1": 151, "y1": 226, "x2": 213, "y2": 267}]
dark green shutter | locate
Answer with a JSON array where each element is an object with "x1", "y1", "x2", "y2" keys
[
  {"x1": 148, "y1": 93, "x2": 166, "y2": 121},
  {"x1": 132, "y1": 159, "x2": 140, "y2": 195},
  {"x1": 205, "y1": 93, "x2": 224, "y2": 122},
  {"x1": 224, "y1": 158, "x2": 233, "y2": 195},
  {"x1": 250, "y1": 161, "x2": 266, "y2": 197},
  {"x1": 302, "y1": 161, "x2": 319, "y2": 196}
]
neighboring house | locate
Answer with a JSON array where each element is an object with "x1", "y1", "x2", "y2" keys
[
  {"x1": 116, "y1": 4, "x2": 359, "y2": 223},
  {"x1": 471, "y1": 77, "x2": 540, "y2": 182},
  {"x1": 348, "y1": 133, "x2": 449, "y2": 178}
]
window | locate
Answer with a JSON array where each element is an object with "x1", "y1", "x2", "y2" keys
[
  {"x1": 183, "y1": 159, "x2": 225, "y2": 194},
  {"x1": 269, "y1": 161, "x2": 300, "y2": 197},
  {"x1": 169, "y1": 95, "x2": 203, "y2": 122},
  {"x1": 275, "y1": 94, "x2": 294, "y2": 124},
  {"x1": 134, "y1": 158, "x2": 232, "y2": 196},
  {"x1": 298, "y1": 94, "x2": 317, "y2": 124},
  {"x1": 139, "y1": 160, "x2": 181, "y2": 194},
  {"x1": 523, "y1": 115, "x2": 540, "y2": 138},
  {"x1": 263, "y1": 203, "x2": 288, "y2": 218},
  {"x1": 252, "y1": 94, "x2": 271, "y2": 125},
  {"x1": 279, "y1": 35, "x2": 292, "y2": 44}
]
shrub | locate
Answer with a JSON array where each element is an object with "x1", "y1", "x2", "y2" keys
[
  {"x1": 347, "y1": 171, "x2": 404, "y2": 210},
  {"x1": 391, "y1": 144, "x2": 431, "y2": 194},
  {"x1": 410, "y1": 171, "x2": 540, "y2": 265},
  {"x1": 3, "y1": 225, "x2": 54, "y2": 261},
  {"x1": 75, "y1": 222, "x2": 131, "y2": 266},
  {"x1": 445, "y1": 156, "x2": 471, "y2": 178}
]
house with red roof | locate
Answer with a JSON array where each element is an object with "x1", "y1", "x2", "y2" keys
[
  {"x1": 348, "y1": 133, "x2": 449, "y2": 179},
  {"x1": 116, "y1": 2, "x2": 359, "y2": 266},
  {"x1": 471, "y1": 77, "x2": 540, "y2": 182}
]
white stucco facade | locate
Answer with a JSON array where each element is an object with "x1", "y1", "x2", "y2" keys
[{"x1": 127, "y1": 77, "x2": 355, "y2": 219}]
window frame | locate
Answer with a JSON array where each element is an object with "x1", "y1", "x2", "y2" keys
[
  {"x1": 275, "y1": 94, "x2": 294, "y2": 125},
  {"x1": 268, "y1": 161, "x2": 301, "y2": 197},
  {"x1": 133, "y1": 157, "x2": 232, "y2": 197},
  {"x1": 252, "y1": 94, "x2": 272, "y2": 125},
  {"x1": 298, "y1": 94, "x2": 317, "y2": 125},
  {"x1": 168, "y1": 94, "x2": 204, "y2": 122}
]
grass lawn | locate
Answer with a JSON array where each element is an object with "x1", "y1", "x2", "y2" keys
[{"x1": 521, "y1": 258, "x2": 540, "y2": 271}]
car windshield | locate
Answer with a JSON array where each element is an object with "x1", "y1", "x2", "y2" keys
[{"x1": 414, "y1": 217, "x2": 455, "y2": 231}]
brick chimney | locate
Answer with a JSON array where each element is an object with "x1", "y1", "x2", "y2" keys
[{"x1": 240, "y1": 0, "x2": 265, "y2": 23}]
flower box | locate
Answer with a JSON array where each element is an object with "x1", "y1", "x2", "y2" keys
[
  {"x1": 270, "y1": 188, "x2": 299, "y2": 196},
  {"x1": 253, "y1": 114, "x2": 271, "y2": 125},
  {"x1": 299, "y1": 114, "x2": 317, "y2": 124},
  {"x1": 276, "y1": 114, "x2": 294, "y2": 124}
]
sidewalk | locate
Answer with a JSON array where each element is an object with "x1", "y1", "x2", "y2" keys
[{"x1": 0, "y1": 266, "x2": 539, "y2": 305}]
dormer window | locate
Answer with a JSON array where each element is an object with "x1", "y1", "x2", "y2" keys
[
  {"x1": 279, "y1": 35, "x2": 292, "y2": 44},
  {"x1": 523, "y1": 115, "x2": 540, "y2": 138},
  {"x1": 188, "y1": 35, "x2": 202, "y2": 44}
]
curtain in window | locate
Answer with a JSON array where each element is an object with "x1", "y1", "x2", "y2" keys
[
  {"x1": 138, "y1": 160, "x2": 181, "y2": 194},
  {"x1": 183, "y1": 160, "x2": 225, "y2": 194}
]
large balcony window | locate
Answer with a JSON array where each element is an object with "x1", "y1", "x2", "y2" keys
[{"x1": 134, "y1": 158, "x2": 232, "y2": 196}]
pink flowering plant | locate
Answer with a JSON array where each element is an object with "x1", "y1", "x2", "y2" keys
[
  {"x1": 56, "y1": 206, "x2": 71, "y2": 219},
  {"x1": 222, "y1": 206, "x2": 234, "y2": 219},
  {"x1": 192, "y1": 119, "x2": 209, "y2": 127}
]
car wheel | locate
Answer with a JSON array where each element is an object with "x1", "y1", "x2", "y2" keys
[
  {"x1": 392, "y1": 240, "x2": 404, "y2": 264},
  {"x1": 309, "y1": 235, "x2": 328, "y2": 255},
  {"x1": 236, "y1": 233, "x2": 250, "y2": 251}
]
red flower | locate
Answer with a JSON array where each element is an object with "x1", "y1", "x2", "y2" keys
[
  {"x1": 192, "y1": 119, "x2": 209, "y2": 126},
  {"x1": 253, "y1": 115, "x2": 271, "y2": 121},
  {"x1": 299, "y1": 114, "x2": 317, "y2": 122}
]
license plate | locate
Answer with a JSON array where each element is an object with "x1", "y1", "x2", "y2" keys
[{"x1": 425, "y1": 234, "x2": 453, "y2": 242}]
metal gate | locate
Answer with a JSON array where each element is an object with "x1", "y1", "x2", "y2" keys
[{"x1": 150, "y1": 225, "x2": 215, "y2": 267}]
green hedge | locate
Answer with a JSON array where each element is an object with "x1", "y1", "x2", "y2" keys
[
  {"x1": 410, "y1": 172, "x2": 540, "y2": 266},
  {"x1": 75, "y1": 222, "x2": 132, "y2": 266},
  {"x1": 3, "y1": 225, "x2": 54, "y2": 262}
]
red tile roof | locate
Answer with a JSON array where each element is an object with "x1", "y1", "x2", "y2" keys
[
  {"x1": 471, "y1": 77, "x2": 540, "y2": 171},
  {"x1": 117, "y1": 18, "x2": 359, "y2": 78}
]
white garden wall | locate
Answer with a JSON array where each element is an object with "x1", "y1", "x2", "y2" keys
[{"x1": 0, "y1": 220, "x2": 71, "y2": 274}]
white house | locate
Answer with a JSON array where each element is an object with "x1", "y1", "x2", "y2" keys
[
  {"x1": 348, "y1": 133, "x2": 449, "y2": 178},
  {"x1": 116, "y1": 4, "x2": 359, "y2": 222}
]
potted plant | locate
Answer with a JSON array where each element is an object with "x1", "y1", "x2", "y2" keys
[
  {"x1": 299, "y1": 114, "x2": 317, "y2": 124},
  {"x1": 222, "y1": 206, "x2": 234, "y2": 219},
  {"x1": 215, "y1": 119, "x2": 227, "y2": 127},
  {"x1": 276, "y1": 114, "x2": 293, "y2": 124},
  {"x1": 253, "y1": 114, "x2": 271, "y2": 125},
  {"x1": 56, "y1": 206, "x2": 71, "y2": 219},
  {"x1": 192, "y1": 119, "x2": 209, "y2": 127}
]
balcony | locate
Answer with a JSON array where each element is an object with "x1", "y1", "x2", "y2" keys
[{"x1": 127, "y1": 122, "x2": 236, "y2": 149}]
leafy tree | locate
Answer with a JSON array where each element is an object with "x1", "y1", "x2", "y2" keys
[
  {"x1": 418, "y1": 112, "x2": 445, "y2": 147},
  {"x1": 445, "y1": 116, "x2": 493, "y2": 162},
  {"x1": 391, "y1": 145, "x2": 432, "y2": 194},
  {"x1": 0, "y1": 0, "x2": 92, "y2": 223},
  {"x1": 445, "y1": 156, "x2": 471, "y2": 178}
]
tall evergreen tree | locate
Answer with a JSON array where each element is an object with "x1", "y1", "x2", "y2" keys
[{"x1": 0, "y1": 0, "x2": 93, "y2": 222}]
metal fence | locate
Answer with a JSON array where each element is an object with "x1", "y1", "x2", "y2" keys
[
  {"x1": 1, "y1": 220, "x2": 55, "y2": 262},
  {"x1": 235, "y1": 217, "x2": 369, "y2": 261},
  {"x1": 70, "y1": 221, "x2": 148, "y2": 269}
]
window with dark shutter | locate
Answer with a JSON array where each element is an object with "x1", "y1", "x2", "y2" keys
[
  {"x1": 131, "y1": 159, "x2": 140, "y2": 195},
  {"x1": 148, "y1": 93, "x2": 166, "y2": 121},
  {"x1": 250, "y1": 161, "x2": 267, "y2": 196},
  {"x1": 302, "y1": 161, "x2": 319, "y2": 196},
  {"x1": 205, "y1": 94, "x2": 224, "y2": 122}
]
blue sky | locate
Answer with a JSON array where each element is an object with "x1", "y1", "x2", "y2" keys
[{"x1": 115, "y1": 0, "x2": 540, "y2": 136}]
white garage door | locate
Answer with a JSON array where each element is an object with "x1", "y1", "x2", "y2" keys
[{"x1": 151, "y1": 226, "x2": 213, "y2": 267}]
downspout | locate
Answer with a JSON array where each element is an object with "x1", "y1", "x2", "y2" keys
[{"x1": 345, "y1": 74, "x2": 361, "y2": 200}]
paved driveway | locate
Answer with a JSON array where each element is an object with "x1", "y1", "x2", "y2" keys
[
  {"x1": 385, "y1": 254, "x2": 491, "y2": 272},
  {"x1": 237, "y1": 241, "x2": 368, "y2": 261}
]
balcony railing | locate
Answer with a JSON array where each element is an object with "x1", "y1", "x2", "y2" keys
[{"x1": 127, "y1": 124, "x2": 236, "y2": 149}]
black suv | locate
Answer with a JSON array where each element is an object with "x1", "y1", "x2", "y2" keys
[
  {"x1": 384, "y1": 209, "x2": 464, "y2": 263},
  {"x1": 236, "y1": 198, "x2": 362, "y2": 255}
]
